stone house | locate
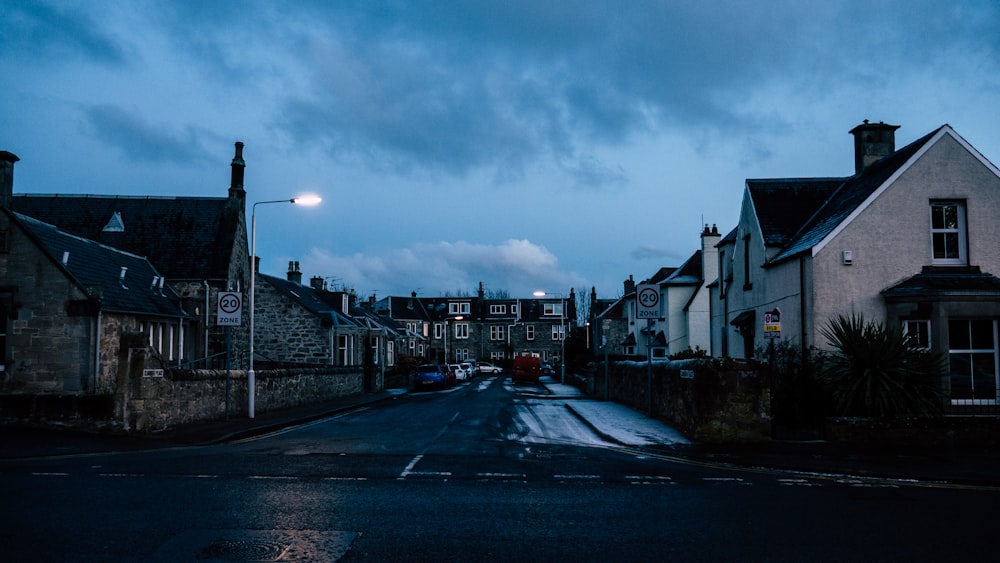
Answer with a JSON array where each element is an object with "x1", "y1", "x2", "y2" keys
[
  {"x1": 253, "y1": 264, "x2": 365, "y2": 368},
  {"x1": 0, "y1": 202, "x2": 188, "y2": 399},
  {"x1": 11, "y1": 143, "x2": 252, "y2": 370},
  {"x1": 714, "y1": 121, "x2": 1000, "y2": 411}
]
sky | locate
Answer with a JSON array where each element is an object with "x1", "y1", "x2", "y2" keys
[{"x1": 3, "y1": 1, "x2": 999, "y2": 302}]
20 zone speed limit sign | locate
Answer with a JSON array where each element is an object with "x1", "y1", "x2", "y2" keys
[
  {"x1": 217, "y1": 292, "x2": 243, "y2": 326},
  {"x1": 636, "y1": 284, "x2": 660, "y2": 319}
]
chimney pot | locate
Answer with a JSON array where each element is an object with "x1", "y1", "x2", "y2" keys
[
  {"x1": 0, "y1": 150, "x2": 19, "y2": 209},
  {"x1": 849, "y1": 121, "x2": 899, "y2": 175},
  {"x1": 229, "y1": 141, "x2": 246, "y2": 200}
]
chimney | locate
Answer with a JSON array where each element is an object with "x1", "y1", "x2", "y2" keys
[
  {"x1": 228, "y1": 141, "x2": 246, "y2": 200},
  {"x1": 624, "y1": 275, "x2": 636, "y2": 296},
  {"x1": 0, "y1": 151, "x2": 19, "y2": 209},
  {"x1": 286, "y1": 260, "x2": 302, "y2": 284},
  {"x1": 849, "y1": 120, "x2": 900, "y2": 175},
  {"x1": 309, "y1": 276, "x2": 326, "y2": 291}
]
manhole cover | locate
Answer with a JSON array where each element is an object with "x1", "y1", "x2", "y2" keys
[
  {"x1": 150, "y1": 529, "x2": 358, "y2": 562},
  {"x1": 198, "y1": 538, "x2": 290, "y2": 560}
]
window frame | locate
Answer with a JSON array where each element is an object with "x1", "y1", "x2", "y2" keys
[{"x1": 930, "y1": 200, "x2": 967, "y2": 265}]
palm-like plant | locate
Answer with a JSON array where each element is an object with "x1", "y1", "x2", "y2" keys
[{"x1": 818, "y1": 314, "x2": 947, "y2": 418}]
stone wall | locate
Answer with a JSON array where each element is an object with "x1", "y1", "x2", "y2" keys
[
  {"x1": 593, "y1": 358, "x2": 771, "y2": 443},
  {"x1": 123, "y1": 359, "x2": 364, "y2": 433}
]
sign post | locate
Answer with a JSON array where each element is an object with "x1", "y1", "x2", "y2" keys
[
  {"x1": 763, "y1": 308, "x2": 781, "y2": 339},
  {"x1": 217, "y1": 292, "x2": 243, "y2": 419},
  {"x1": 636, "y1": 284, "x2": 660, "y2": 414}
]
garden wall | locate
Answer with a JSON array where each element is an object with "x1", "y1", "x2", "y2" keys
[{"x1": 590, "y1": 358, "x2": 771, "y2": 443}]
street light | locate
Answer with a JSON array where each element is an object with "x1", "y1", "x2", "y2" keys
[
  {"x1": 248, "y1": 195, "x2": 321, "y2": 418},
  {"x1": 533, "y1": 290, "x2": 566, "y2": 384}
]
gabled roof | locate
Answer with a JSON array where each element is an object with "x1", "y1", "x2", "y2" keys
[
  {"x1": 260, "y1": 274, "x2": 360, "y2": 328},
  {"x1": 595, "y1": 295, "x2": 627, "y2": 320},
  {"x1": 766, "y1": 126, "x2": 945, "y2": 265},
  {"x1": 11, "y1": 210, "x2": 187, "y2": 319},
  {"x1": 747, "y1": 178, "x2": 844, "y2": 247},
  {"x1": 661, "y1": 250, "x2": 702, "y2": 285},
  {"x1": 12, "y1": 194, "x2": 243, "y2": 280}
]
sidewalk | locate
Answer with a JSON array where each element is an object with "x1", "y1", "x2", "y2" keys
[{"x1": 3, "y1": 379, "x2": 1000, "y2": 486}]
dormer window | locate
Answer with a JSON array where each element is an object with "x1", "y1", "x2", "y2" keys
[
  {"x1": 930, "y1": 201, "x2": 967, "y2": 265},
  {"x1": 449, "y1": 302, "x2": 470, "y2": 315}
]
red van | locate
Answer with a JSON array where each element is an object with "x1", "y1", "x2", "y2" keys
[{"x1": 511, "y1": 355, "x2": 541, "y2": 383}]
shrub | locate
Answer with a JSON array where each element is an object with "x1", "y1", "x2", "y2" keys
[{"x1": 817, "y1": 314, "x2": 947, "y2": 418}]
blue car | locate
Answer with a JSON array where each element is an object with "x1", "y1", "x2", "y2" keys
[{"x1": 413, "y1": 364, "x2": 452, "y2": 390}]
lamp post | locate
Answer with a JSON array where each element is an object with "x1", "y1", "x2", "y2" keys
[
  {"x1": 248, "y1": 195, "x2": 321, "y2": 419},
  {"x1": 533, "y1": 291, "x2": 565, "y2": 384}
]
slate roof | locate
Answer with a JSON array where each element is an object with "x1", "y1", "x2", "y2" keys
[
  {"x1": 11, "y1": 211, "x2": 188, "y2": 318},
  {"x1": 764, "y1": 126, "x2": 944, "y2": 265},
  {"x1": 747, "y1": 178, "x2": 844, "y2": 248},
  {"x1": 259, "y1": 274, "x2": 360, "y2": 328},
  {"x1": 661, "y1": 251, "x2": 702, "y2": 285},
  {"x1": 882, "y1": 266, "x2": 1000, "y2": 301},
  {"x1": 11, "y1": 194, "x2": 243, "y2": 280}
]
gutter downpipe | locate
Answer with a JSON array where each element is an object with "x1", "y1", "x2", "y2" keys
[
  {"x1": 799, "y1": 256, "x2": 807, "y2": 356},
  {"x1": 203, "y1": 280, "x2": 210, "y2": 368},
  {"x1": 93, "y1": 310, "x2": 102, "y2": 393}
]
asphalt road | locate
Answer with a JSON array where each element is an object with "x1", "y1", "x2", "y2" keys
[{"x1": 1, "y1": 375, "x2": 996, "y2": 561}]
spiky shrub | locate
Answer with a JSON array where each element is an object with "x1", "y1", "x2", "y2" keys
[{"x1": 817, "y1": 314, "x2": 947, "y2": 418}]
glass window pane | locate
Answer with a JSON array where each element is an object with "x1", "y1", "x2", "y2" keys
[
  {"x1": 971, "y1": 352, "x2": 998, "y2": 400},
  {"x1": 950, "y1": 353, "x2": 973, "y2": 399},
  {"x1": 949, "y1": 320, "x2": 971, "y2": 350},
  {"x1": 970, "y1": 320, "x2": 995, "y2": 350}
]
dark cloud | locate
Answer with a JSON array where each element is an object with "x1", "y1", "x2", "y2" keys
[
  {"x1": 83, "y1": 105, "x2": 210, "y2": 164},
  {"x1": 0, "y1": 0, "x2": 126, "y2": 64}
]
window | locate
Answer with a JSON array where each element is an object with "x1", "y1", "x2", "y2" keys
[
  {"x1": 407, "y1": 322, "x2": 419, "y2": 334},
  {"x1": 931, "y1": 201, "x2": 967, "y2": 264},
  {"x1": 449, "y1": 302, "x2": 471, "y2": 315},
  {"x1": 511, "y1": 304, "x2": 518, "y2": 315},
  {"x1": 490, "y1": 325, "x2": 505, "y2": 341},
  {"x1": 455, "y1": 322, "x2": 469, "y2": 339},
  {"x1": 526, "y1": 325, "x2": 535, "y2": 340},
  {"x1": 904, "y1": 320, "x2": 931, "y2": 350},
  {"x1": 338, "y1": 335, "x2": 350, "y2": 365},
  {"x1": 387, "y1": 341, "x2": 394, "y2": 366},
  {"x1": 490, "y1": 304, "x2": 506, "y2": 315},
  {"x1": 948, "y1": 319, "x2": 998, "y2": 404},
  {"x1": 490, "y1": 351, "x2": 505, "y2": 360},
  {"x1": 743, "y1": 234, "x2": 752, "y2": 290},
  {"x1": 455, "y1": 348, "x2": 469, "y2": 361},
  {"x1": 433, "y1": 323, "x2": 443, "y2": 339},
  {"x1": 551, "y1": 325, "x2": 565, "y2": 341},
  {"x1": 543, "y1": 302, "x2": 563, "y2": 316},
  {"x1": 408, "y1": 339, "x2": 415, "y2": 351}
]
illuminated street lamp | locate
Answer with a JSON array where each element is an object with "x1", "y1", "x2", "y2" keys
[
  {"x1": 533, "y1": 290, "x2": 566, "y2": 384},
  {"x1": 248, "y1": 195, "x2": 321, "y2": 418}
]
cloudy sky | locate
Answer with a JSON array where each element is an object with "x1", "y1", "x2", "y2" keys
[{"x1": 3, "y1": 1, "x2": 999, "y2": 301}]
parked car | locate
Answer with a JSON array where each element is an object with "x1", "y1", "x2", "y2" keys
[
  {"x1": 540, "y1": 363, "x2": 555, "y2": 375},
  {"x1": 413, "y1": 364, "x2": 452, "y2": 390},
  {"x1": 460, "y1": 361, "x2": 475, "y2": 377},
  {"x1": 449, "y1": 363, "x2": 468, "y2": 382},
  {"x1": 477, "y1": 361, "x2": 503, "y2": 374}
]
